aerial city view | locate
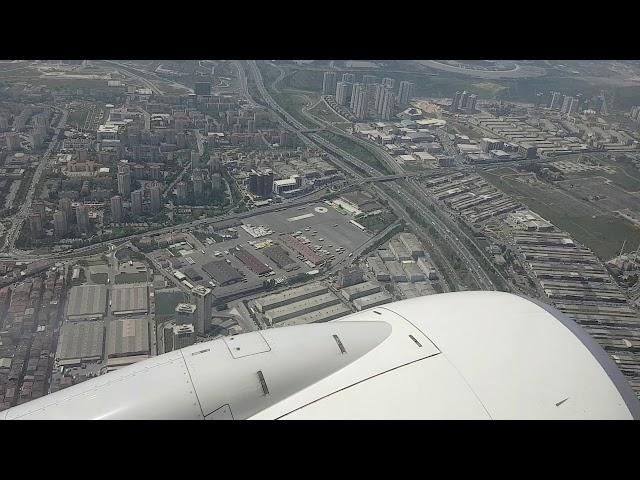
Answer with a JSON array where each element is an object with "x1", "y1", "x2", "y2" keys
[{"x1": 0, "y1": 59, "x2": 639, "y2": 419}]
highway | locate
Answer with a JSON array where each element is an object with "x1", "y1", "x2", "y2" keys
[
  {"x1": 233, "y1": 60, "x2": 261, "y2": 108},
  {"x1": 0, "y1": 185, "x2": 342, "y2": 262},
  {"x1": 245, "y1": 60, "x2": 507, "y2": 292},
  {"x1": 1, "y1": 60, "x2": 500, "y2": 295},
  {"x1": 0, "y1": 169, "x2": 427, "y2": 264},
  {"x1": 394, "y1": 183, "x2": 494, "y2": 290},
  {"x1": 101, "y1": 61, "x2": 165, "y2": 95},
  {"x1": 244, "y1": 61, "x2": 463, "y2": 289},
  {"x1": 286, "y1": 71, "x2": 503, "y2": 290},
  {"x1": 0, "y1": 59, "x2": 499, "y2": 295}
]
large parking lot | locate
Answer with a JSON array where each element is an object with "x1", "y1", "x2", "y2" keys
[{"x1": 148, "y1": 202, "x2": 371, "y2": 300}]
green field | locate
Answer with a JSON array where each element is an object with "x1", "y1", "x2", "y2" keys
[
  {"x1": 155, "y1": 290, "x2": 187, "y2": 315},
  {"x1": 307, "y1": 100, "x2": 346, "y2": 123},
  {"x1": 356, "y1": 211, "x2": 397, "y2": 233},
  {"x1": 482, "y1": 168, "x2": 640, "y2": 260},
  {"x1": 115, "y1": 247, "x2": 146, "y2": 262},
  {"x1": 565, "y1": 166, "x2": 640, "y2": 193},
  {"x1": 115, "y1": 272, "x2": 149, "y2": 284},
  {"x1": 90, "y1": 272, "x2": 108, "y2": 284},
  {"x1": 270, "y1": 91, "x2": 316, "y2": 129},
  {"x1": 67, "y1": 107, "x2": 90, "y2": 129},
  {"x1": 317, "y1": 131, "x2": 392, "y2": 175},
  {"x1": 260, "y1": 61, "x2": 282, "y2": 86}
]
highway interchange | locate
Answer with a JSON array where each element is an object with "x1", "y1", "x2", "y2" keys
[
  {"x1": 245, "y1": 60, "x2": 505, "y2": 292},
  {"x1": 2, "y1": 60, "x2": 511, "y2": 295}
]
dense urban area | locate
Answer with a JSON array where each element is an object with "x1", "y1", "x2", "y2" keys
[{"x1": 1, "y1": 59, "x2": 640, "y2": 411}]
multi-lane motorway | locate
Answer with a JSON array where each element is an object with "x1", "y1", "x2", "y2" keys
[
  {"x1": 244, "y1": 61, "x2": 470, "y2": 290},
  {"x1": 3, "y1": 60, "x2": 505, "y2": 294},
  {"x1": 246, "y1": 59, "x2": 505, "y2": 291}
]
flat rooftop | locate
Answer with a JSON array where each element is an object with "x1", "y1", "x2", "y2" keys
[
  {"x1": 341, "y1": 281, "x2": 381, "y2": 297},
  {"x1": 176, "y1": 303, "x2": 197, "y2": 314},
  {"x1": 276, "y1": 303, "x2": 352, "y2": 328},
  {"x1": 353, "y1": 291, "x2": 394, "y2": 310},
  {"x1": 202, "y1": 260, "x2": 243, "y2": 285},
  {"x1": 57, "y1": 321, "x2": 104, "y2": 361},
  {"x1": 66, "y1": 284, "x2": 107, "y2": 319},
  {"x1": 266, "y1": 292, "x2": 341, "y2": 323},
  {"x1": 255, "y1": 282, "x2": 328, "y2": 312},
  {"x1": 107, "y1": 318, "x2": 150, "y2": 358},
  {"x1": 111, "y1": 284, "x2": 149, "y2": 314}
]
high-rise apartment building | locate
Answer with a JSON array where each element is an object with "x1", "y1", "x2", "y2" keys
[
  {"x1": 190, "y1": 286, "x2": 213, "y2": 335},
  {"x1": 76, "y1": 205, "x2": 89, "y2": 233},
  {"x1": 110, "y1": 195, "x2": 123, "y2": 223},
  {"x1": 32, "y1": 201, "x2": 46, "y2": 220},
  {"x1": 354, "y1": 88, "x2": 368, "y2": 120},
  {"x1": 377, "y1": 86, "x2": 395, "y2": 120},
  {"x1": 342, "y1": 73, "x2": 355, "y2": 83},
  {"x1": 53, "y1": 211, "x2": 67, "y2": 237},
  {"x1": 362, "y1": 74, "x2": 378, "y2": 85},
  {"x1": 322, "y1": 71, "x2": 338, "y2": 95},
  {"x1": 350, "y1": 83, "x2": 364, "y2": 111},
  {"x1": 450, "y1": 91, "x2": 462, "y2": 112},
  {"x1": 192, "y1": 169, "x2": 204, "y2": 202},
  {"x1": 163, "y1": 323, "x2": 195, "y2": 353},
  {"x1": 335, "y1": 81, "x2": 352, "y2": 106},
  {"x1": 459, "y1": 91, "x2": 470, "y2": 110},
  {"x1": 131, "y1": 190, "x2": 143, "y2": 216},
  {"x1": 176, "y1": 181, "x2": 188, "y2": 204},
  {"x1": 149, "y1": 164, "x2": 161, "y2": 181},
  {"x1": 398, "y1": 81, "x2": 415, "y2": 107},
  {"x1": 208, "y1": 155, "x2": 221, "y2": 174},
  {"x1": 466, "y1": 94, "x2": 478, "y2": 113},
  {"x1": 59, "y1": 197, "x2": 73, "y2": 225},
  {"x1": 175, "y1": 303, "x2": 198, "y2": 326},
  {"x1": 117, "y1": 164, "x2": 131, "y2": 197},
  {"x1": 211, "y1": 173, "x2": 223, "y2": 194},
  {"x1": 149, "y1": 183, "x2": 161, "y2": 214},
  {"x1": 382, "y1": 77, "x2": 395, "y2": 89}
]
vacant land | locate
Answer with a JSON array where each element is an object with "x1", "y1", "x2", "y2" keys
[
  {"x1": 115, "y1": 272, "x2": 148, "y2": 284},
  {"x1": 271, "y1": 91, "x2": 316, "y2": 129},
  {"x1": 556, "y1": 177, "x2": 640, "y2": 212},
  {"x1": 482, "y1": 167, "x2": 640, "y2": 260},
  {"x1": 155, "y1": 289, "x2": 187, "y2": 315},
  {"x1": 67, "y1": 108, "x2": 89, "y2": 129},
  {"x1": 580, "y1": 162, "x2": 640, "y2": 192},
  {"x1": 307, "y1": 100, "x2": 346, "y2": 123},
  {"x1": 90, "y1": 272, "x2": 108, "y2": 285}
]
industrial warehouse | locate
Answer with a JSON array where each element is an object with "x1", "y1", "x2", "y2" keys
[
  {"x1": 110, "y1": 285, "x2": 149, "y2": 316},
  {"x1": 106, "y1": 318, "x2": 150, "y2": 371},
  {"x1": 503, "y1": 217, "x2": 640, "y2": 392},
  {"x1": 3, "y1": 59, "x2": 640, "y2": 419},
  {"x1": 251, "y1": 282, "x2": 352, "y2": 327},
  {"x1": 364, "y1": 232, "x2": 439, "y2": 300},
  {"x1": 65, "y1": 284, "x2": 108, "y2": 321},
  {"x1": 55, "y1": 321, "x2": 105, "y2": 367},
  {"x1": 202, "y1": 260, "x2": 244, "y2": 286},
  {"x1": 422, "y1": 172, "x2": 521, "y2": 225}
]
